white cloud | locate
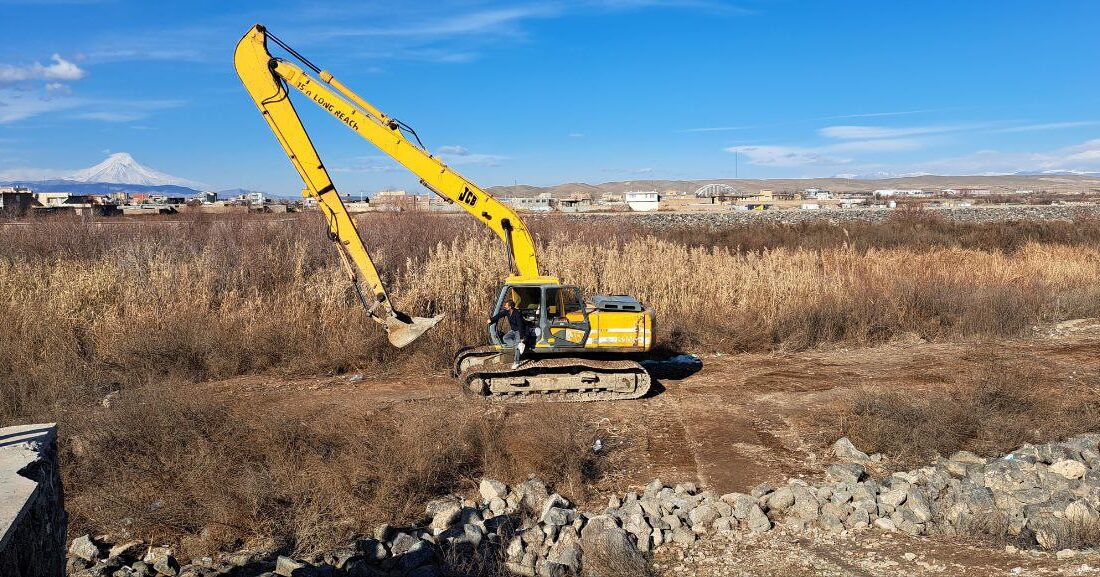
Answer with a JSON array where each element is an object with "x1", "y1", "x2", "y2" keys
[
  {"x1": 435, "y1": 145, "x2": 506, "y2": 167},
  {"x1": 0, "y1": 88, "x2": 82, "y2": 123},
  {"x1": 991, "y1": 121, "x2": 1100, "y2": 133},
  {"x1": 318, "y1": 6, "x2": 557, "y2": 40},
  {"x1": 678, "y1": 125, "x2": 753, "y2": 133},
  {"x1": 818, "y1": 124, "x2": 966, "y2": 139},
  {"x1": 0, "y1": 166, "x2": 73, "y2": 181},
  {"x1": 726, "y1": 145, "x2": 849, "y2": 167},
  {"x1": 0, "y1": 54, "x2": 85, "y2": 84},
  {"x1": 331, "y1": 155, "x2": 401, "y2": 174},
  {"x1": 727, "y1": 138, "x2": 925, "y2": 167},
  {"x1": 71, "y1": 111, "x2": 145, "y2": 122},
  {"x1": 848, "y1": 138, "x2": 1100, "y2": 176},
  {"x1": 569, "y1": 132, "x2": 585, "y2": 138},
  {"x1": 828, "y1": 138, "x2": 924, "y2": 153}
]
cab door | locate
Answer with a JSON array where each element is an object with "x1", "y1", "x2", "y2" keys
[{"x1": 543, "y1": 286, "x2": 590, "y2": 348}]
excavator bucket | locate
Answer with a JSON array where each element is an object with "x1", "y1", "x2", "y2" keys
[{"x1": 385, "y1": 314, "x2": 445, "y2": 348}]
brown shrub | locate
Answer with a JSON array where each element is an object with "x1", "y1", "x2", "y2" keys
[
  {"x1": 62, "y1": 388, "x2": 605, "y2": 557},
  {"x1": 841, "y1": 350, "x2": 1100, "y2": 464}
]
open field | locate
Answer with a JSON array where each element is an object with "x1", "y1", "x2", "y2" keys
[{"x1": 3, "y1": 212, "x2": 1100, "y2": 573}]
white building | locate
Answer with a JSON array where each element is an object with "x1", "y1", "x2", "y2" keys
[
  {"x1": 804, "y1": 188, "x2": 832, "y2": 200},
  {"x1": 504, "y1": 197, "x2": 552, "y2": 212},
  {"x1": 625, "y1": 191, "x2": 660, "y2": 212},
  {"x1": 874, "y1": 189, "x2": 924, "y2": 198},
  {"x1": 34, "y1": 192, "x2": 71, "y2": 207}
]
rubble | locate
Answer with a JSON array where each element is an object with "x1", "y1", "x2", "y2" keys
[{"x1": 66, "y1": 434, "x2": 1100, "y2": 576}]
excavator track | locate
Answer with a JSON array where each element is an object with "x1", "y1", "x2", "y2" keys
[{"x1": 453, "y1": 346, "x2": 652, "y2": 403}]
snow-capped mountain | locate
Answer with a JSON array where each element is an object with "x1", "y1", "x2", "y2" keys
[{"x1": 69, "y1": 152, "x2": 200, "y2": 187}]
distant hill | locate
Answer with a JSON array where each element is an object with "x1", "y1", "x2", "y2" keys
[{"x1": 486, "y1": 174, "x2": 1100, "y2": 198}]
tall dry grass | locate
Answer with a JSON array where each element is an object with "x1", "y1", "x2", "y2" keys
[
  {"x1": 3, "y1": 212, "x2": 1100, "y2": 558},
  {"x1": 3, "y1": 213, "x2": 1100, "y2": 423}
]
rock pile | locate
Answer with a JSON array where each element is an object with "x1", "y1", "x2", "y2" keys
[
  {"x1": 614, "y1": 204, "x2": 1100, "y2": 227},
  {"x1": 738, "y1": 433, "x2": 1100, "y2": 549},
  {"x1": 66, "y1": 434, "x2": 1100, "y2": 576}
]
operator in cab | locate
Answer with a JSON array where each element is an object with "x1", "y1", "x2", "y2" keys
[{"x1": 489, "y1": 299, "x2": 526, "y2": 369}]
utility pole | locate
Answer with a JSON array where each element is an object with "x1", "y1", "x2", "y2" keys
[{"x1": 735, "y1": 151, "x2": 739, "y2": 179}]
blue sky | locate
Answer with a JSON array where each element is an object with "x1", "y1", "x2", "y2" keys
[{"x1": 1, "y1": 0, "x2": 1098, "y2": 195}]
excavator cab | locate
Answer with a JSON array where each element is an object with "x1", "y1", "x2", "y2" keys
[{"x1": 489, "y1": 283, "x2": 592, "y2": 351}]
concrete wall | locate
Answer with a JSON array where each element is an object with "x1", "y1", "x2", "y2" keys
[{"x1": 0, "y1": 424, "x2": 66, "y2": 577}]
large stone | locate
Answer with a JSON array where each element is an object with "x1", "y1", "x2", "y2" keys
[
  {"x1": 643, "y1": 479, "x2": 664, "y2": 498},
  {"x1": 639, "y1": 498, "x2": 662, "y2": 519},
  {"x1": 398, "y1": 541, "x2": 435, "y2": 571},
  {"x1": 832, "y1": 437, "x2": 871, "y2": 463},
  {"x1": 747, "y1": 505, "x2": 772, "y2": 532},
  {"x1": 687, "y1": 504, "x2": 719, "y2": 533},
  {"x1": 873, "y1": 517, "x2": 898, "y2": 532},
  {"x1": 69, "y1": 535, "x2": 100, "y2": 562},
  {"x1": 674, "y1": 482, "x2": 697, "y2": 495},
  {"x1": 152, "y1": 554, "x2": 179, "y2": 576},
  {"x1": 721, "y1": 492, "x2": 757, "y2": 519},
  {"x1": 546, "y1": 529, "x2": 580, "y2": 571},
  {"x1": 543, "y1": 507, "x2": 576, "y2": 527},
  {"x1": 789, "y1": 487, "x2": 820, "y2": 521},
  {"x1": 622, "y1": 512, "x2": 651, "y2": 542},
  {"x1": 274, "y1": 557, "x2": 306, "y2": 577},
  {"x1": 826, "y1": 463, "x2": 865, "y2": 484},
  {"x1": 670, "y1": 527, "x2": 695, "y2": 545},
  {"x1": 355, "y1": 538, "x2": 388, "y2": 563},
  {"x1": 579, "y1": 516, "x2": 646, "y2": 577},
  {"x1": 540, "y1": 494, "x2": 574, "y2": 526},
  {"x1": 1066, "y1": 500, "x2": 1096, "y2": 523},
  {"x1": 518, "y1": 478, "x2": 551, "y2": 514},
  {"x1": 107, "y1": 540, "x2": 144, "y2": 562},
  {"x1": 765, "y1": 487, "x2": 795, "y2": 512},
  {"x1": 1050, "y1": 460, "x2": 1087, "y2": 480},
  {"x1": 879, "y1": 488, "x2": 907, "y2": 508},
  {"x1": 390, "y1": 533, "x2": 421, "y2": 557},
  {"x1": 479, "y1": 479, "x2": 508, "y2": 501},
  {"x1": 426, "y1": 496, "x2": 462, "y2": 530},
  {"x1": 906, "y1": 490, "x2": 932, "y2": 523}
]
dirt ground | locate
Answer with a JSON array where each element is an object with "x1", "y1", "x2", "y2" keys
[{"x1": 199, "y1": 320, "x2": 1100, "y2": 576}]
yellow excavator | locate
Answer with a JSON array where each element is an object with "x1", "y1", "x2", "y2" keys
[{"x1": 234, "y1": 25, "x2": 654, "y2": 401}]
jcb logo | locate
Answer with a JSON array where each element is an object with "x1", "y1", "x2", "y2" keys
[{"x1": 458, "y1": 187, "x2": 478, "y2": 207}]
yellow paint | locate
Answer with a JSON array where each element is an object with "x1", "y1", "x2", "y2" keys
[{"x1": 234, "y1": 25, "x2": 652, "y2": 353}]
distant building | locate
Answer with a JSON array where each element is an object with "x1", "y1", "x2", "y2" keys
[
  {"x1": 804, "y1": 188, "x2": 832, "y2": 200},
  {"x1": 0, "y1": 186, "x2": 34, "y2": 216},
  {"x1": 945, "y1": 187, "x2": 991, "y2": 196},
  {"x1": 200, "y1": 191, "x2": 218, "y2": 204},
  {"x1": 504, "y1": 197, "x2": 552, "y2": 212},
  {"x1": 34, "y1": 192, "x2": 73, "y2": 207},
  {"x1": 370, "y1": 190, "x2": 429, "y2": 212},
  {"x1": 800, "y1": 203, "x2": 821, "y2": 210},
  {"x1": 625, "y1": 191, "x2": 660, "y2": 212},
  {"x1": 874, "y1": 189, "x2": 924, "y2": 198}
]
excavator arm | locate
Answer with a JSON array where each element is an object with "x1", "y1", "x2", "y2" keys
[{"x1": 234, "y1": 25, "x2": 553, "y2": 288}]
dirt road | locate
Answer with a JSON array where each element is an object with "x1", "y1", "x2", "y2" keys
[{"x1": 202, "y1": 321, "x2": 1100, "y2": 494}]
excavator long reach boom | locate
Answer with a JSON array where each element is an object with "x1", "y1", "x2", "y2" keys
[
  {"x1": 236, "y1": 24, "x2": 655, "y2": 402},
  {"x1": 235, "y1": 25, "x2": 549, "y2": 285}
]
